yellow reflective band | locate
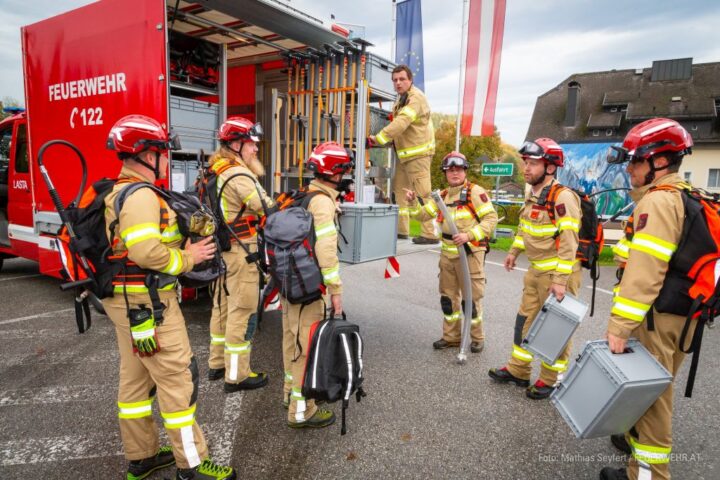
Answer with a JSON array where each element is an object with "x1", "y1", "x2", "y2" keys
[
  {"x1": 630, "y1": 233, "x2": 677, "y2": 262},
  {"x1": 161, "y1": 248, "x2": 184, "y2": 276},
  {"x1": 452, "y1": 210, "x2": 474, "y2": 221},
  {"x1": 612, "y1": 296, "x2": 651, "y2": 322},
  {"x1": 398, "y1": 207, "x2": 410, "y2": 217},
  {"x1": 113, "y1": 282, "x2": 176, "y2": 294},
  {"x1": 121, "y1": 223, "x2": 162, "y2": 247},
  {"x1": 291, "y1": 387, "x2": 305, "y2": 400},
  {"x1": 512, "y1": 344, "x2": 534, "y2": 362},
  {"x1": 161, "y1": 224, "x2": 182, "y2": 244},
  {"x1": 512, "y1": 235, "x2": 525, "y2": 250},
  {"x1": 630, "y1": 438, "x2": 671, "y2": 465},
  {"x1": 118, "y1": 398, "x2": 154, "y2": 419},
  {"x1": 424, "y1": 201, "x2": 439, "y2": 217},
  {"x1": 612, "y1": 238, "x2": 631, "y2": 259},
  {"x1": 471, "y1": 316, "x2": 483, "y2": 325},
  {"x1": 519, "y1": 219, "x2": 558, "y2": 237},
  {"x1": 441, "y1": 241, "x2": 459, "y2": 254},
  {"x1": 284, "y1": 371, "x2": 293, "y2": 383},
  {"x1": 556, "y1": 259, "x2": 576, "y2": 274},
  {"x1": 161, "y1": 404, "x2": 196, "y2": 429},
  {"x1": 399, "y1": 105, "x2": 418, "y2": 122},
  {"x1": 444, "y1": 311, "x2": 461, "y2": 323},
  {"x1": 531, "y1": 257, "x2": 559, "y2": 271},
  {"x1": 210, "y1": 334, "x2": 225, "y2": 345},
  {"x1": 541, "y1": 359, "x2": 569, "y2": 372},
  {"x1": 225, "y1": 342, "x2": 251, "y2": 354},
  {"x1": 476, "y1": 203, "x2": 495, "y2": 216},
  {"x1": 376, "y1": 130, "x2": 390, "y2": 146},
  {"x1": 396, "y1": 139, "x2": 436, "y2": 159},
  {"x1": 242, "y1": 189, "x2": 258, "y2": 205},
  {"x1": 471, "y1": 225, "x2": 485, "y2": 242},
  {"x1": 556, "y1": 217, "x2": 580, "y2": 233},
  {"x1": 314, "y1": 222, "x2": 336, "y2": 239},
  {"x1": 322, "y1": 265, "x2": 340, "y2": 284}
]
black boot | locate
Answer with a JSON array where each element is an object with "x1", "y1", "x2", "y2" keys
[
  {"x1": 127, "y1": 446, "x2": 175, "y2": 480},
  {"x1": 470, "y1": 341, "x2": 484, "y2": 353},
  {"x1": 413, "y1": 236, "x2": 439, "y2": 245},
  {"x1": 433, "y1": 338, "x2": 459, "y2": 350},
  {"x1": 599, "y1": 467, "x2": 628, "y2": 480},
  {"x1": 526, "y1": 380, "x2": 555, "y2": 400},
  {"x1": 176, "y1": 458, "x2": 236, "y2": 480},
  {"x1": 224, "y1": 372, "x2": 268, "y2": 392},
  {"x1": 611, "y1": 434, "x2": 631, "y2": 454},
  {"x1": 208, "y1": 368, "x2": 225, "y2": 381},
  {"x1": 488, "y1": 367, "x2": 530, "y2": 387}
]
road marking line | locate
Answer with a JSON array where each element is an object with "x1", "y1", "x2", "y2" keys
[
  {"x1": 590, "y1": 285, "x2": 614, "y2": 296},
  {"x1": 0, "y1": 274, "x2": 43, "y2": 282},
  {"x1": 0, "y1": 308, "x2": 75, "y2": 325},
  {"x1": 486, "y1": 260, "x2": 528, "y2": 272},
  {"x1": 0, "y1": 433, "x2": 125, "y2": 466},
  {"x1": 207, "y1": 392, "x2": 245, "y2": 465}
]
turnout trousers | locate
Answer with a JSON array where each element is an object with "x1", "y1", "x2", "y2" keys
[
  {"x1": 208, "y1": 242, "x2": 260, "y2": 384},
  {"x1": 104, "y1": 294, "x2": 208, "y2": 469},
  {"x1": 438, "y1": 251, "x2": 486, "y2": 343},
  {"x1": 392, "y1": 155, "x2": 434, "y2": 238},
  {"x1": 506, "y1": 268, "x2": 582, "y2": 385}
]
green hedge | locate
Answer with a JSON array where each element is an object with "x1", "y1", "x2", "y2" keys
[{"x1": 494, "y1": 204, "x2": 522, "y2": 226}]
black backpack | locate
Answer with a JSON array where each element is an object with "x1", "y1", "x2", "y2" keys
[
  {"x1": 264, "y1": 189, "x2": 327, "y2": 305},
  {"x1": 113, "y1": 182, "x2": 226, "y2": 289},
  {"x1": 302, "y1": 312, "x2": 366, "y2": 435}
]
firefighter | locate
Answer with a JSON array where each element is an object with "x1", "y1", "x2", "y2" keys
[
  {"x1": 104, "y1": 115, "x2": 235, "y2": 480},
  {"x1": 488, "y1": 138, "x2": 583, "y2": 400},
  {"x1": 405, "y1": 152, "x2": 498, "y2": 351},
  {"x1": 368, "y1": 64, "x2": 437, "y2": 244},
  {"x1": 599, "y1": 119, "x2": 696, "y2": 480},
  {"x1": 206, "y1": 116, "x2": 274, "y2": 393},
  {"x1": 282, "y1": 142, "x2": 353, "y2": 428}
]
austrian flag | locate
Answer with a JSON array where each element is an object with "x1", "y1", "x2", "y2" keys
[{"x1": 460, "y1": 0, "x2": 507, "y2": 137}]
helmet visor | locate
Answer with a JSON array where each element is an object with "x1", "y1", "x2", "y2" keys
[
  {"x1": 249, "y1": 123, "x2": 263, "y2": 142},
  {"x1": 518, "y1": 141, "x2": 544, "y2": 158},
  {"x1": 606, "y1": 145, "x2": 630, "y2": 164},
  {"x1": 442, "y1": 156, "x2": 468, "y2": 170}
]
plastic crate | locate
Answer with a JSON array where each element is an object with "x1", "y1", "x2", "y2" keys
[
  {"x1": 551, "y1": 339, "x2": 672, "y2": 439},
  {"x1": 338, "y1": 203, "x2": 398, "y2": 263},
  {"x1": 522, "y1": 293, "x2": 588, "y2": 365}
]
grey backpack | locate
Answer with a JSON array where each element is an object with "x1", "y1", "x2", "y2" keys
[{"x1": 263, "y1": 189, "x2": 327, "y2": 305}]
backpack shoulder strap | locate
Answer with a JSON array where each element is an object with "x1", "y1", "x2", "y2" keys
[
  {"x1": 541, "y1": 183, "x2": 566, "y2": 224},
  {"x1": 113, "y1": 182, "x2": 169, "y2": 218}
]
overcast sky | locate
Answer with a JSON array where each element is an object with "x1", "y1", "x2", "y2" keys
[{"x1": 1, "y1": 0, "x2": 719, "y2": 146}]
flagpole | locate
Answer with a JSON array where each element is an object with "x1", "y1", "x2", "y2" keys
[
  {"x1": 455, "y1": 0, "x2": 470, "y2": 151},
  {"x1": 391, "y1": 0, "x2": 397, "y2": 61}
]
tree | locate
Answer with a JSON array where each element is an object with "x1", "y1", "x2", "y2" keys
[{"x1": 430, "y1": 114, "x2": 505, "y2": 191}]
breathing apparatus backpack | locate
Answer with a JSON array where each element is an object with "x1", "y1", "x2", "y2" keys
[
  {"x1": 55, "y1": 179, "x2": 224, "y2": 332},
  {"x1": 538, "y1": 183, "x2": 605, "y2": 315}
]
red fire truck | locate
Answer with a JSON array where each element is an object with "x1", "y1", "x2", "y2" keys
[{"x1": 0, "y1": 0, "x2": 396, "y2": 277}]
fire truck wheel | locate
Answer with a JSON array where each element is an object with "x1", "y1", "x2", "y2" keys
[{"x1": 0, "y1": 257, "x2": 3, "y2": 272}]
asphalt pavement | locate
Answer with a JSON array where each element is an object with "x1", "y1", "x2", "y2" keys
[{"x1": 0, "y1": 246, "x2": 718, "y2": 479}]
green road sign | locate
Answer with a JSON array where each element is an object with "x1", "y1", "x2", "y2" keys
[{"x1": 481, "y1": 163, "x2": 514, "y2": 176}]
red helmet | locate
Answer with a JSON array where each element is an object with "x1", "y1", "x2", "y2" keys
[
  {"x1": 441, "y1": 151, "x2": 469, "y2": 171},
  {"x1": 519, "y1": 138, "x2": 564, "y2": 167},
  {"x1": 607, "y1": 118, "x2": 693, "y2": 164},
  {"x1": 307, "y1": 142, "x2": 355, "y2": 176},
  {"x1": 218, "y1": 116, "x2": 263, "y2": 143},
  {"x1": 106, "y1": 115, "x2": 180, "y2": 154}
]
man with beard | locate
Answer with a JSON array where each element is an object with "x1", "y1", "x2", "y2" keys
[
  {"x1": 488, "y1": 138, "x2": 583, "y2": 400},
  {"x1": 405, "y1": 152, "x2": 497, "y2": 352},
  {"x1": 207, "y1": 116, "x2": 275, "y2": 393}
]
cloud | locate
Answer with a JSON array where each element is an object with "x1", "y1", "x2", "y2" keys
[{"x1": 1, "y1": 0, "x2": 718, "y2": 147}]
